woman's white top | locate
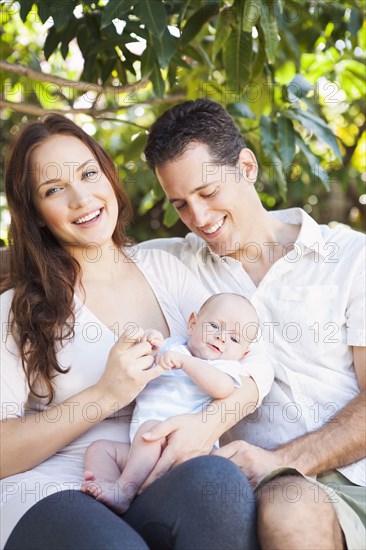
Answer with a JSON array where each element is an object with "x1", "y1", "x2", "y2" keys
[{"x1": 0, "y1": 247, "x2": 210, "y2": 547}]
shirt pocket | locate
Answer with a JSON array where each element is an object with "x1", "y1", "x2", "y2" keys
[{"x1": 278, "y1": 285, "x2": 339, "y2": 350}]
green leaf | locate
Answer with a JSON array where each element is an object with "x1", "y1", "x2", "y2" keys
[
  {"x1": 213, "y1": 11, "x2": 235, "y2": 60},
  {"x1": 138, "y1": 189, "x2": 158, "y2": 215},
  {"x1": 126, "y1": 132, "x2": 148, "y2": 161},
  {"x1": 252, "y1": 30, "x2": 266, "y2": 77},
  {"x1": 268, "y1": 151, "x2": 287, "y2": 199},
  {"x1": 223, "y1": 29, "x2": 252, "y2": 85},
  {"x1": 163, "y1": 201, "x2": 179, "y2": 228},
  {"x1": 44, "y1": 27, "x2": 61, "y2": 60},
  {"x1": 181, "y1": 2, "x2": 220, "y2": 44},
  {"x1": 35, "y1": 1, "x2": 50, "y2": 24},
  {"x1": 258, "y1": 3, "x2": 278, "y2": 64},
  {"x1": 227, "y1": 102, "x2": 256, "y2": 119},
  {"x1": 287, "y1": 109, "x2": 342, "y2": 161},
  {"x1": 101, "y1": 0, "x2": 131, "y2": 29},
  {"x1": 101, "y1": 56, "x2": 117, "y2": 84},
  {"x1": 260, "y1": 115, "x2": 276, "y2": 158},
  {"x1": 60, "y1": 17, "x2": 78, "y2": 59},
  {"x1": 150, "y1": 63, "x2": 165, "y2": 98},
  {"x1": 138, "y1": 0, "x2": 167, "y2": 38},
  {"x1": 295, "y1": 135, "x2": 330, "y2": 190},
  {"x1": 286, "y1": 74, "x2": 312, "y2": 102},
  {"x1": 152, "y1": 28, "x2": 178, "y2": 69},
  {"x1": 140, "y1": 46, "x2": 155, "y2": 79},
  {"x1": 277, "y1": 116, "x2": 295, "y2": 166},
  {"x1": 19, "y1": 0, "x2": 35, "y2": 22},
  {"x1": 348, "y1": 9, "x2": 363, "y2": 36},
  {"x1": 242, "y1": 0, "x2": 262, "y2": 32},
  {"x1": 48, "y1": 2, "x2": 76, "y2": 32}
]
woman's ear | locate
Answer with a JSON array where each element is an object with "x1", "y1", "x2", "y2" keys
[
  {"x1": 188, "y1": 312, "x2": 198, "y2": 335},
  {"x1": 238, "y1": 148, "x2": 258, "y2": 184}
]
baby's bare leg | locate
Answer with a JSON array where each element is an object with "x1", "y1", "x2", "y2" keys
[
  {"x1": 81, "y1": 439, "x2": 130, "y2": 509},
  {"x1": 117, "y1": 419, "x2": 166, "y2": 509}
]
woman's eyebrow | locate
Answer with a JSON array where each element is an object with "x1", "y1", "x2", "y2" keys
[{"x1": 37, "y1": 159, "x2": 95, "y2": 189}]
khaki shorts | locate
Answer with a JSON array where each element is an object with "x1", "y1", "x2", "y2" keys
[{"x1": 256, "y1": 468, "x2": 366, "y2": 550}]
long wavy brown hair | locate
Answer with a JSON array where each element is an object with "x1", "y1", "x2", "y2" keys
[{"x1": 4, "y1": 115, "x2": 133, "y2": 403}]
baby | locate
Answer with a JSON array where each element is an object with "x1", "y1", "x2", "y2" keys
[{"x1": 82, "y1": 293, "x2": 259, "y2": 514}]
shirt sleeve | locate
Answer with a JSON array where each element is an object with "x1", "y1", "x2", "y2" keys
[
  {"x1": 206, "y1": 359, "x2": 243, "y2": 388},
  {"x1": 238, "y1": 338, "x2": 275, "y2": 407},
  {"x1": 0, "y1": 290, "x2": 29, "y2": 420}
]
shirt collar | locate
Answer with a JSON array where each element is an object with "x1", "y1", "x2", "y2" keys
[
  {"x1": 190, "y1": 208, "x2": 327, "y2": 263},
  {"x1": 269, "y1": 208, "x2": 327, "y2": 258}
]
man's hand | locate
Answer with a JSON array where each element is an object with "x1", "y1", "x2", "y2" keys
[
  {"x1": 214, "y1": 440, "x2": 288, "y2": 487},
  {"x1": 156, "y1": 350, "x2": 184, "y2": 370},
  {"x1": 140, "y1": 412, "x2": 217, "y2": 490}
]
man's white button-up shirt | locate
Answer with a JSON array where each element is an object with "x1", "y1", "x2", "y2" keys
[{"x1": 141, "y1": 208, "x2": 366, "y2": 486}]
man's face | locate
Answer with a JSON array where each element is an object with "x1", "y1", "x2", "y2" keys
[{"x1": 155, "y1": 142, "x2": 259, "y2": 257}]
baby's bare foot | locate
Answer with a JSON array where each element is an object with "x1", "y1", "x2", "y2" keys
[{"x1": 82, "y1": 473, "x2": 138, "y2": 514}]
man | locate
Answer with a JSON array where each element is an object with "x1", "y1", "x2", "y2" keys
[{"x1": 141, "y1": 99, "x2": 366, "y2": 549}]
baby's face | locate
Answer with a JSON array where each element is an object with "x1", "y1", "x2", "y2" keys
[{"x1": 187, "y1": 298, "x2": 258, "y2": 361}]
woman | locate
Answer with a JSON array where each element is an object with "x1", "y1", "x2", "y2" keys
[{"x1": 0, "y1": 115, "x2": 258, "y2": 549}]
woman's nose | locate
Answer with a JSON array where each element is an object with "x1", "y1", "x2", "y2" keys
[{"x1": 69, "y1": 187, "x2": 92, "y2": 209}]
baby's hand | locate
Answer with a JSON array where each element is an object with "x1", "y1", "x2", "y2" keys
[
  {"x1": 156, "y1": 350, "x2": 184, "y2": 370},
  {"x1": 142, "y1": 329, "x2": 164, "y2": 356}
]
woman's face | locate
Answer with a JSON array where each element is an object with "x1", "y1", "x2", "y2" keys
[{"x1": 31, "y1": 134, "x2": 119, "y2": 253}]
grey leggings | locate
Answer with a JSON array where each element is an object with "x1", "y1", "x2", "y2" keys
[{"x1": 5, "y1": 456, "x2": 258, "y2": 550}]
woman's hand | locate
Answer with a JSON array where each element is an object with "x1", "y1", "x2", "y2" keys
[
  {"x1": 97, "y1": 327, "x2": 165, "y2": 409},
  {"x1": 141, "y1": 328, "x2": 164, "y2": 357},
  {"x1": 139, "y1": 412, "x2": 217, "y2": 490}
]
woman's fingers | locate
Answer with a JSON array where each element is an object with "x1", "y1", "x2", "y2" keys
[{"x1": 117, "y1": 326, "x2": 145, "y2": 349}]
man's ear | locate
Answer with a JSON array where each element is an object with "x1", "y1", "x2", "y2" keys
[
  {"x1": 188, "y1": 312, "x2": 198, "y2": 335},
  {"x1": 238, "y1": 148, "x2": 258, "y2": 184}
]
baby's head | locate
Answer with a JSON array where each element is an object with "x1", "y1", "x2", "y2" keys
[{"x1": 187, "y1": 293, "x2": 259, "y2": 361}]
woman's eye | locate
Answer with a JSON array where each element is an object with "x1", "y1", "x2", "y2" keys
[
  {"x1": 82, "y1": 170, "x2": 97, "y2": 179},
  {"x1": 45, "y1": 186, "x2": 62, "y2": 197}
]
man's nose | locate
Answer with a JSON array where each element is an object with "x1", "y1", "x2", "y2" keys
[{"x1": 190, "y1": 202, "x2": 209, "y2": 227}]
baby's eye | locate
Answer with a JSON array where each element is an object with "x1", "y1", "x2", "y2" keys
[
  {"x1": 230, "y1": 336, "x2": 239, "y2": 343},
  {"x1": 45, "y1": 186, "x2": 62, "y2": 197},
  {"x1": 210, "y1": 322, "x2": 219, "y2": 330}
]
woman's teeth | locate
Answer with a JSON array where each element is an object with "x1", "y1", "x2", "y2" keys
[{"x1": 75, "y1": 209, "x2": 100, "y2": 224}]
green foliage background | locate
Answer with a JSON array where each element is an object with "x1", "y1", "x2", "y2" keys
[{"x1": 1, "y1": 0, "x2": 365, "y2": 243}]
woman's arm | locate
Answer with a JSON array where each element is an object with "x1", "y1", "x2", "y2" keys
[
  {"x1": 157, "y1": 350, "x2": 235, "y2": 399},
  {"x1": 1, "y1": 332, "x2": 165, "y2": 479}
]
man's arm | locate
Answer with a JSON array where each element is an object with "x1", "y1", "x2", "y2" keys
[
  {"x1": 277, "y1": 345, "x2": 366, "y2": 475},
  {"x1": 157, "y1": 350, "x2": 235, "y2": 399},
  {"x1": 215, "y1": 346, "x2": 366, "y2": 485}
]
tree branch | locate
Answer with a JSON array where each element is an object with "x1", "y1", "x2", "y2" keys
[
  {"x1": 0, "y1": 61, "x2": 149, "y2": 94},
  {"x1": 0, "y1": 100, "x2": 146, "y2": 122},
  {"x1": 1, "y1": 94, "x2": 188, "y2": 119}
]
